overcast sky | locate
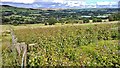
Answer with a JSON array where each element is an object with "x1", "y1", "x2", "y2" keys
[{"x1": 1, "y1": 0, "x2": 119, "y2": 7}]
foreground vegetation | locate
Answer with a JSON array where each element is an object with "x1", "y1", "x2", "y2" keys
[
  {"x1": 1, "y1": 5, "x2": 119, "y2": 67},
  {"x1": 11, "y1": 23, "x2": 119, "y2": 66}
]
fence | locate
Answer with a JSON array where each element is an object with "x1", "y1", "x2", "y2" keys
[{"x1": 9, "y1": 26, "x2": 27, "y2": 68}]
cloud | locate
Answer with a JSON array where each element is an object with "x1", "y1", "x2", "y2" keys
[
  {"x1": 110, "y1": 2, "x2": 118, "y2": 5},
  {"x1": 33, "y1": 0, "x2": 86, "y2": 7},
  {"x1": 1, "y1": 0, "x2": 118, "y2": 8},
  {"x1": 65, "y1": 1, "x2": 86, "y2": 7},
  {"x1": 35, "y1": 0, "x2": 85, "y2": 3},
  {"x1": 52, "y1": 0, "x2": 64, "y2": 3},
  {"x1": 1, "y1": 0, "x2": 35, "y2": 3},
  {"x1": 97, "y1": 1, "x2": 118, "y2": 5},
  {"x1": 56, "y1": 0, "x2": 85, "y2": 7},
  {"x1": 97, "y1": 2, "x2": 110, "y2": 5}
]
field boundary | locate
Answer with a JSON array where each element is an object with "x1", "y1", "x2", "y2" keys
[{"x1": 9, "y1": 26, "x2": 27, "y2": 67}]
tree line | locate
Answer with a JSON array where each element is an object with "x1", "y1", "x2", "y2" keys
[{"x1": 1, "y1": 5, "x2": 120, "y2": 25}]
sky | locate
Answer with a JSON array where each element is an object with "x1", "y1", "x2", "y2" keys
[
  {"x1": 1, "y1": 0, "x2": 119, "y2": 8},
  {"x1": 1, "y1": 0, "x2": 119, "y2": 4}
]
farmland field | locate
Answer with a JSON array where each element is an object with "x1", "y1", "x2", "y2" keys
[
  {"x1": 6, "y1": 23, "x2": 118, "y2": 66},
  {"x1": 1, "y1": 22, "x2": 120, "y2": 67}
]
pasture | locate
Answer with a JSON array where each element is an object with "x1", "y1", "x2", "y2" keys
[{"x1": 1, "y1": 22, "x2": 119, "y2": 66}]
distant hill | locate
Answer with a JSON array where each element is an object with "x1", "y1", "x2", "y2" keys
[
  {"x1": 1, "y1": 4, "x2": 119, "y2": 12},
  {"x1": 1, "y1": 5, "x2": 39, "y2": 11}
]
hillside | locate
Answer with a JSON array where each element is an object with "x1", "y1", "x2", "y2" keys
[{"x1": 1, "y1": 5, "x2": 120, "y2": 25}]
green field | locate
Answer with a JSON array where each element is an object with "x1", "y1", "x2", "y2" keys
[{"x1": 1, "y1": 22, "x2": 119, "y2": 67}]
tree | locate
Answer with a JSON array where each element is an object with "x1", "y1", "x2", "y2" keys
[
  {"x1": 44, "y1": 23, "x2": 48, "y2": 25},
  {"x1": 93, "y1": 18, "x2": 102, "y2": 22},
  {"x1": 74, "y1": 20, "x2": 79, "y2": 24},
  {"x1": 2, "y1": 17, "x2": 10, "y2": 24},
  {"x1": 83, "y1": 18, "x2": 89, "y2": 23},
  {"x1": 108, "y1": 15, "x2": 114, "y2": 21},
  {"x1": 97, "y1": 18, "x2": 102, "y2": 22},
  {"x1": 11, "y1": 20, "x2": 19, "y2": 26},
  {"x1": 93, "y1": 18, "x2": 97, "y2": 22},
  {"x1": 48, "y1": 17, "x2": 57, "y2": 25}
]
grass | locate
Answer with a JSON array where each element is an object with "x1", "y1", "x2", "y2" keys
[
  {"x1": 80, "y1": 40, "x2": 119, "y2": 66},
  {"x1": 1, "y1": 21, "x2": 118, "y2": 31},
  {"x1": 1, "y1": 21, "x2": 119, "y2": 66},
  {"x1": 1, "y1": 26, "x2": 20, "y2": 66},
  {"x1": 13, "y1": 23, "x2": 118, "y2": 66}
]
